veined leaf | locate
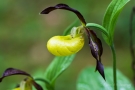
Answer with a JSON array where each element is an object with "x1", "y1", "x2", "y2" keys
[
  {"x1": 102, "y1": 0, "x2": 130, "y2": 45},
  {"x1": 77, "y1": 67, "x2": 134, "y2": 90},
  {"x1": 44, "y1": 54, "x2": 75, "y2": 84}
]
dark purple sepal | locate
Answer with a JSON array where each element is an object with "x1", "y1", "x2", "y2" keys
[
  {"x1": 32, "y1": 80, "x2": 43, "y2": 90},
  {"x1": 85, "y1": 28, "x2": 105, "y2": 80},
  {"x1": 40, "y1": 3, "x2": 86, "y2": 25},
  {"x1": 95, "y1": 60, "x2": 105, "y2": 80},
  {"x1": 89, "y1": 30, "x2": 103, "y2": 61},
  {"x1": 0, "y1": 68, "x2": 43, "y2": 90},
  {"x1": 0, "y1": 68, "x2": 31, "y2": 82}
]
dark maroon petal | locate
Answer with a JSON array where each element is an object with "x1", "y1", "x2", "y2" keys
[
  {"x1": 95, "y1": 60, "x2": 105, "y2": 80},
  {"x1": 85, "y1": 28, "x2": 105, "y2": 80},
  {"x1": 89, "y1": 38, "x2": 99, "y2": 60},
  {"x1": 89, "y1": 30, "x2": 103, "y2": 61},
  {"x1": 32, "y1": 80, "x2": 43, "y2": 90},
  {"x1": 0, "y1": 68, "x2": 31, "y2": 82},
  {"x1": 0, "y1": 68, "x2": 43, "y2": 90},
  {"x1": 40, "y1": 3, "x2": 86, "y2": 25}
]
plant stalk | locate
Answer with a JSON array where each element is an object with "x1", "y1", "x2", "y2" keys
[
  {"x1": 110, "y1": 43, "x2": 117, "y2": 90},
  {"x1": 129, "y1": 7, "x2": 135, "y2": 86}
]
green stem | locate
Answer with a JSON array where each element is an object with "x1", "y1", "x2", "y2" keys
[
  {"x1": 110, "y1": 43, "x2": 117, "y2": 90},
  {"x1": 34, "y1": 78, "x2": 54, "y2": 90}
]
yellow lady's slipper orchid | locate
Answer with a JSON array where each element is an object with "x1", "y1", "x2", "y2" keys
[
  {"x1": 47, "y1": 35, "x2": 84, "y2": 56},
  {"x1": 41, "y1": 3, "x2": 105, "y2": 80}
]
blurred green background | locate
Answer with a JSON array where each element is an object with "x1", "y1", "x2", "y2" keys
[{"x1": 0, "y1": 0, "x2": 135, "y2": 90}]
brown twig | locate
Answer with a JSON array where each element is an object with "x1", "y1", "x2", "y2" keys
[{"x1": 129, "y1": 7, "x2": 135, "y2": 86}]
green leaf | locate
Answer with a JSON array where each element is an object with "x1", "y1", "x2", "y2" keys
[
  {"x1": 77, "y1": 67, "x2": 134, "y2": 90},
  {"x1": 86, "y1": 23, "x2": 109, "y2": 38},
  {"x1": 44, "y1": 54, "x2": 75, "y2": 85},
  {"x1": 33, "y1": 70, "x2": 48, "y2": 90},
  {"x1": 102, "y1": 0, "x2": 130, "y2": 45}
]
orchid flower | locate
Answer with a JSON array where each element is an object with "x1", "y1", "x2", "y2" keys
[
  {"x1": 41, "y1": 4, "x2": 105, "y2": 80},
  {"x1": 0, "y1": 68, "x2": 43, "y2": 90}
]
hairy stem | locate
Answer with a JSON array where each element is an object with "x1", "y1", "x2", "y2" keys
[{"x1": 110, "y1": 44, "x2": 117, "y2": 90}]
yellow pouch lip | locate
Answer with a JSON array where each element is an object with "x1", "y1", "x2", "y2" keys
[{"x1": 47, "y1": 35, "x2": 84, "y2": 56}]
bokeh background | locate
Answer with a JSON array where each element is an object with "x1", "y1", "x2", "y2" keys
[{"x1": 0, "y1": 0, "x2": 135, "y2": 90}]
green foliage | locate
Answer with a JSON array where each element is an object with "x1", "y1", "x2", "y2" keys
[
  {"x1": 102, "y1": 0, "x2": 130, "y2": 45},
  {"x1": 1, "y1": 0, "x2": 133, "y2": 90},
  {"x1": 86, "y1": 23, "x2": 109, "y2": 37},
  {"x1": 35, "y1": 1, "x2": 132, "y2": 90},
  {"x1": 44, "y1": 55, "x2": 75, "y2": 88},
  {"x1": 86, "y1": 0, "x2": 130, "y2": 45},
  {"x1": 33, "y1": 70, "x2": 48, "y2": 90},
  {"x1": 77, "y1": 67, "x2": 134, "y2": 90}
]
